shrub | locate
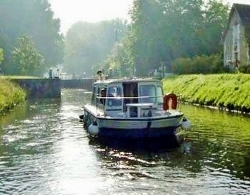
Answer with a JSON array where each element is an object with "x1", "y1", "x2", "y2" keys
[
  {"x1": 172, "y1": 54, "x2": 224, "y2": 74},
  {"x1": 0, "y1": 79, "x2": 26, "y2": 114},
  {"x1": 238, "y1": 65, "x2": 250, "y2": 74}
]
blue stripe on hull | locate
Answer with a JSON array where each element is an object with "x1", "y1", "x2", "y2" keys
[
  {"x1": 90, "y1": 135, "x2": 181, "y2": 151},
  {"x1": 83, "y1": 109, "x2": 182, "y2": 139},
  {"x1": 98, "y1": 126, "x2": 178, "y2": 139}
]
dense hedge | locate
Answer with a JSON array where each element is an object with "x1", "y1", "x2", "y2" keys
[
  {"x1": 172, "y1": 54, "x2": 225, "y2": 74},
  {"x1": 238, "y1": 65, "x2": 250, "y2": 74},
  {"x1": 0, "y1": 79, "x2": 26, "y2": 114},
  {"x1": 162, "y1": 74, "x2": 250, "y2": 113}
]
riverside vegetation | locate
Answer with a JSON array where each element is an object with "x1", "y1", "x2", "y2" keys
[
  {"x1": 162, "y1": 74, "x2": 250, "y2": 114},
  {"x1": 0, "y1": 74, "x2": 250, "y2": 115},
  {"x1": 0, "y1": 78, "x2": 26, "y2": 114}
]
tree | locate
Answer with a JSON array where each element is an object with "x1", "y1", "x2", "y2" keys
[
  {"x1": 113, "y1": 0, "x2": 229, "y2": 76},
  {"x1": 129, "y1": 0, "x2": 165, "y2": 76},
  {"x1": 0, "y1": 0, "x2": 63, "y2": 75},
  {"x1": 64, "y1": 19, "x2": 128, "y2": 77},
  {"x1": 200, "y1": 0, "x2": 229, "y2": 54},
  {"x1": 12, "y1": 35, "x2": 44, "y2": 76},
  {"x1": 23, "y1": 0, "x2": 64, "y2": 68},
  {"x1": 0, "y1": 48, "x2": 3, "y2": 64},
  {"x1": 103, "y1": 42, "x2": 130, "y2": 77}
]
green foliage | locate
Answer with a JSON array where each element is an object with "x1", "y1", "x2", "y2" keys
[
  {"x1": 11, "y1": 35, "x2": 45, "y2": 76},
  {"x1": 0, "y1": 0, "x2": 63, "y2": 75},
  {"x1": 64, "y1": 19, "x2": 128, "y2": 77},
  {"x1": 238, "y1": 65, "x2": 250, "y2": 74},
  {"x1": 103, "y1": 31, "x2": 136, "y2": 77},
  {"x1": 0, "y1": 78, "x2": 26, "y2": 114},
  {"x1": 162, "y1": 74, "x2": 250, "y2": 112},
  {"x1": 245, "y1": 26, "x2": 250, "y2": 46},
  {"x1": 0, "y1": 48, "x2": 4, "y2": 65},
  {"x1": 172, "y1": 54, "x2": 224, "y2": 74},
  {"x1": 171, "y1": 57, "x2": 192, "y2": 74},
  {"x1": 110, "y1": 0, "x2": 229, "y2": 76},
  {"x1": 0, "y1": 75, "x2": 40, "y2": 79},
  {"x1": 129, "y1": 0, "x2": 167, "y2": 76}
]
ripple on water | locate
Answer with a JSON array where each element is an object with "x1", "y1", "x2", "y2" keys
[{"x1": 0, "y1": 90, "x2": 250, "y2": 195}]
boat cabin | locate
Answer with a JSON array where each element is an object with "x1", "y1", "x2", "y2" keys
[{"x1": 91, "y1": 78, "x2": 164, "y2": 117}]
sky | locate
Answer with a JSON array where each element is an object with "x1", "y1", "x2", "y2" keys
[
  {"x1": 49, "y1": 0, "x2": 250, "y2": 34},
  {"x1": 49, "y1": 0, "x2": 133, "y2": 33}
]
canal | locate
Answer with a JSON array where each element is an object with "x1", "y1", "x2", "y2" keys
[{"x1": 0, "y1": 89, "x2": 249, "y2": 195}]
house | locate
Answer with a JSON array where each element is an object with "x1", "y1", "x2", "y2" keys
[{"x1": 223, "y1": 3, "x2": 250, "y2": 70}]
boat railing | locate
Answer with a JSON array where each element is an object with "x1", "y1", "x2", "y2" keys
[
  {"x1": 91, "y1": 94, "x2": 181, "y2": 118},
  {"x1": 96, "y1": 95, "x2": 163, "y2": 107},
  {"x1": 96, "y1": 94, "x2": 181, "y2": 105},
  {"x1": 96, "y1": 94, "x2": 181, "y2": 103},
  {"x1": 97, "y1": 96, "x2": 160, "y2": 100}
]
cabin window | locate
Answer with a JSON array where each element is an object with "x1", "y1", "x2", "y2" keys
[
  {"x1": 100, "y1": 88, "x2": 107, "y2": 105},
  {"x1": 106, "y1": 86, "x2": 122, "y2": 107},
  {"x1": 91, "y1": 86, "x2": 97, "y2": 104},
  {"x1": 156, "y1": 86, "x2": 163, "y2": 105},
  {"x1": 139, "y1": 85, "x2": 156, "y2": 103}
]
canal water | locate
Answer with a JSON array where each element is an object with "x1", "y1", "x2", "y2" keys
[{"x1": 0, "y1": 89, "x2": 249, "y2": 195}]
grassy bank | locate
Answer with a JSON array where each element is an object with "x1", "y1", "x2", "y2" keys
[
  {"x1": 162, "y1": 74, "x2": 250, "y2": 113},
  {"x1": 0, "y1": 75, "x2": 40, "y2": 79},
  {"x1": 0, "y1": 78, "x2": 27, "y2": 114}
]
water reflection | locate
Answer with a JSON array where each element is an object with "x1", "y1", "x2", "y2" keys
[
  {"x1": 0, "y1": 89, "x2": 249, "y2": 195},
  {"x1": 0, "y1": 98, "x2": 61, "y2": 127},
  {"x1": 89, "y1": 135, "x2": 181, "y2": 152},
  {"x1": 181, "y1": 104, "x2": 250, "y2": 181}
]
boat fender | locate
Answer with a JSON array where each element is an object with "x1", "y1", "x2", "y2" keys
[
  {"x1": 79, "y1": 114, "x2": 84, "y2": 122},
  {"x1": 163, "y1": 93, "x2": 178, "y2": 110},
  {"x1": 88, "y1": 121, "x2": 99, "y2": 135},
  {"x1": 181, "y1": 117, "x2": 191, "y2": 130}
]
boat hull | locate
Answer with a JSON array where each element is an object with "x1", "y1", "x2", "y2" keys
[
  {"x1": 89, "y1": 135, "x2": 181, "y2": 151},
  {"x1": 98, "y1": 126, "x2": 179, "y2": 139},
  {"x1": 83, "y1": 109, "x2": 184, "y2": 139}
]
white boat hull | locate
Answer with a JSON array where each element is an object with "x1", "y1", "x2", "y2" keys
[
  {"x1": 83, "y1": 105, "x2": 183, "y2": 139},
  {"x1": 80, "y1": 78, "x2": 190, "y2": 140}
]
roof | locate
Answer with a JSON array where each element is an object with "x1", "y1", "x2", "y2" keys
[
  {"x1": 93, "y1": 77, "x2": 162, "y2": 86},
  {"x1": 233, "y1": 3, "x2": 250, "y2": 25},
  {"x1": 222, "y1": 3, "x2": 250, "y2": 42}
]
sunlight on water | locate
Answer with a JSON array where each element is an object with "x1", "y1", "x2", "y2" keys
[{"x1": 0, "y1": 89, "x2": 249, "y2": 195}]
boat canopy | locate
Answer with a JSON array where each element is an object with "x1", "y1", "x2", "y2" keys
[{"x1": 91, "y1": 78, "x2": 164, "y2": 116}]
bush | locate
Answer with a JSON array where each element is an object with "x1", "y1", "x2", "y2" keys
[
  {"x1": 0, "y1": 79, "x2": 26, "y2": 114},
  {"x1": 162, "y1": 74, "x2": 250, "y2": 113},
  {"x1": 172, "y1": 54, "x2": 224, "y2": 74},
  {"x1": 171, "y1": 57, "x2": 192, "y2": 74},
  {"x1": 238, "y1": 65, "x2": 250, "y2": 74}
]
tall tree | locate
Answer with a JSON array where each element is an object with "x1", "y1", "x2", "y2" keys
[
  {"x1": 116, "y1": 0, "x2": 229, "y2": 76},
  {"x1": 0, "y1": 48, "x2": 3, "y2": 65},
  {"x1": 0, "y1": 0, "x2": 63, "y2": 75},
  {"x1": 12, "y1": 35, "x2": 44, "y2": 76},
  {"x1": 23, "y1": 0, "x2": 64, "y2": 68},
  {"x1": 129, "y1": 0, "x2": 165, "y2": 76},
  {"x1": 64, "y1": 19, "x2": 128, "y2": 77},
  {"x1": 200, "y1": 0, "x2": 229, "y2": 54}
]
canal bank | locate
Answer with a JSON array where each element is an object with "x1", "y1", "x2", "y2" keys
[
  {"x1": 0, "y1": 76, "x2": 95, "y2": 115},
  {"x1": 0, "y1": 78, "x2": 26, "y2": 114},
  {"x1": 0, "y1": 89, "x2": 249, "y2": 194},
  {"x1": 162, "y1": 74, "x2": 250, "y2": 114},
  {"x1": 0, "y1": 77, "x2": 61, "y2": 115},
  {"x1": 11, "y1": 78, "x2": 61, "y2": 99},
  {"x1": 1, "y1": 74, "x2": 250, "y2": 115}
]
